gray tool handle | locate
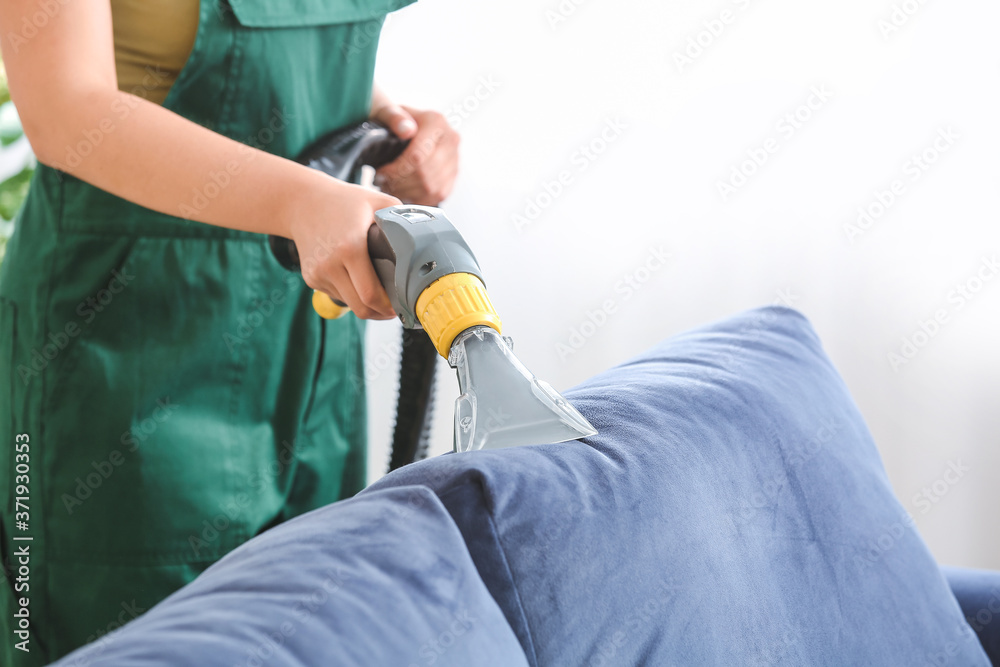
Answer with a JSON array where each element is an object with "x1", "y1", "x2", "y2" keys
[{"x1": 369, "y1": 206, "x2": 484, "y2": 330}]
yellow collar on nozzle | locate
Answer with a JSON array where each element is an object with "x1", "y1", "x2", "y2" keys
[{"x1": 415, "y1": 273, "x2": 502, "y2": 358}]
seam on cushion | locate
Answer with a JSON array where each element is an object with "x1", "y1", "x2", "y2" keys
[
  {"x1": 439, "y1": 482, "x2": 539, "y2": 667},
  {"x1": 483, "y1": 504, "x2": 539, "y2": 667}
]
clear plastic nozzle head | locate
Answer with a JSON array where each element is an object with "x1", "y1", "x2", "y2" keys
[{"x1": 447, "y1": 326, "x2": 598, "y2": 452}]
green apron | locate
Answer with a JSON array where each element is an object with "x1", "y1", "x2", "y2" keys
[{"x1": 0, "y1": 0, "x2": 414, "y2": 662}]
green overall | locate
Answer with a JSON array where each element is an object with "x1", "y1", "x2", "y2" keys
[{"x1": 0, "y1": 0, "x2": 413, "y2": 663}]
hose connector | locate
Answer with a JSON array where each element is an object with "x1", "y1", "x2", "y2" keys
[{"x1": 415, "y1": 273, "x2": 501, "y2": 357}]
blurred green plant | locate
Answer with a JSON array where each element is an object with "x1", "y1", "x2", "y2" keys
[
  {"x1": 0, "y1": 165, "x2": 31, "y2": 219},
  {"x1": 0, "y1": 57, "x2": 36, "y2": 266},
  {"x1": 0, "y1": 60, "x2": 9, "y2": 107}
]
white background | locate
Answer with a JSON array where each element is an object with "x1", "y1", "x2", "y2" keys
[{"x1": 367, "y1": 0, "x2": 1000, "y2": 569}]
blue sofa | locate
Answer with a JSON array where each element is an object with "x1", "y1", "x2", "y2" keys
[{"x1": 51, "y1": 307, "x2": 999, "y2": 666}]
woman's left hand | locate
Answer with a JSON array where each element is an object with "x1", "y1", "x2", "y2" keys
[{"x1": 370, "y1": 103, "x2": 460, "y2": 206}]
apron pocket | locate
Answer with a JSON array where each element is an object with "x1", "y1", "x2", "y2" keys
[{"x1": 43, "y1": 235, "x2": 271, "y2": 566}]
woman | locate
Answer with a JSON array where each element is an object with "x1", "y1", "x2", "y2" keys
[{"x1": 0, "y1": 0, "x2": 459, "y2": 663}]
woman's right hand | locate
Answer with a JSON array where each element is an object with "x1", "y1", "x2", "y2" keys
[{"x1": 286, "y1": 178, "x2": 401, "y2": 321}]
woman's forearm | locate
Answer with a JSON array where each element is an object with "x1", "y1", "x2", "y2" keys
[
  {"x1": 29, "y1": 86, "x2": 346, "y2": 238},
  {"x1": 25, "y1": 83, "x2": 399, "y2": 318}
]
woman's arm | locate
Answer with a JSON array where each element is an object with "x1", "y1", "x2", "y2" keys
[{"x1": 0, "y1": 0, "x2": 398, "y2": 319}]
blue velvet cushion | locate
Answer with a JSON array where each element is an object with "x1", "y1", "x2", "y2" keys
[
  {"x1": 368, "y1": 307, "x2": 990, "y2": 666},
  {"x1": 943, "y1": 566, "x2": 1000, "y2": 664},
  {"x1": 50, "y1": 486, "x2": 529, "y2": 667}
]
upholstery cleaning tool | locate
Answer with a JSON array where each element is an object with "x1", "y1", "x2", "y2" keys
[{"x1": 270, "y1": 122, "x2": 596, "y2": 462}]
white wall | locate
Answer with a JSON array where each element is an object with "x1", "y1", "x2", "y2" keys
[{"x1": 366, "y1": 0, "x2": 1000, "y2": 570}]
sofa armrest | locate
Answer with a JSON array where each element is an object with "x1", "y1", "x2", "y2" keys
[{"x1": 944, "y1": 566, "x2": 1000, "y2": 664}]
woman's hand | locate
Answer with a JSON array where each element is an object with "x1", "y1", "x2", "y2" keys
[
  {"x1": 286, "y1": 177, "x2": 400, "y2": 320},
  {"x1": 369, "y1": 102, "x2": 460, "y2": 205}
]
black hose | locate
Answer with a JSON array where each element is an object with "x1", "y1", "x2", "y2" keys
[
  {"x1": 388, "y1": 329, "x2": 438, "y2": 471},
  {"x1": 267, "y1": 120, "x2": 438, "y2": 473}
]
